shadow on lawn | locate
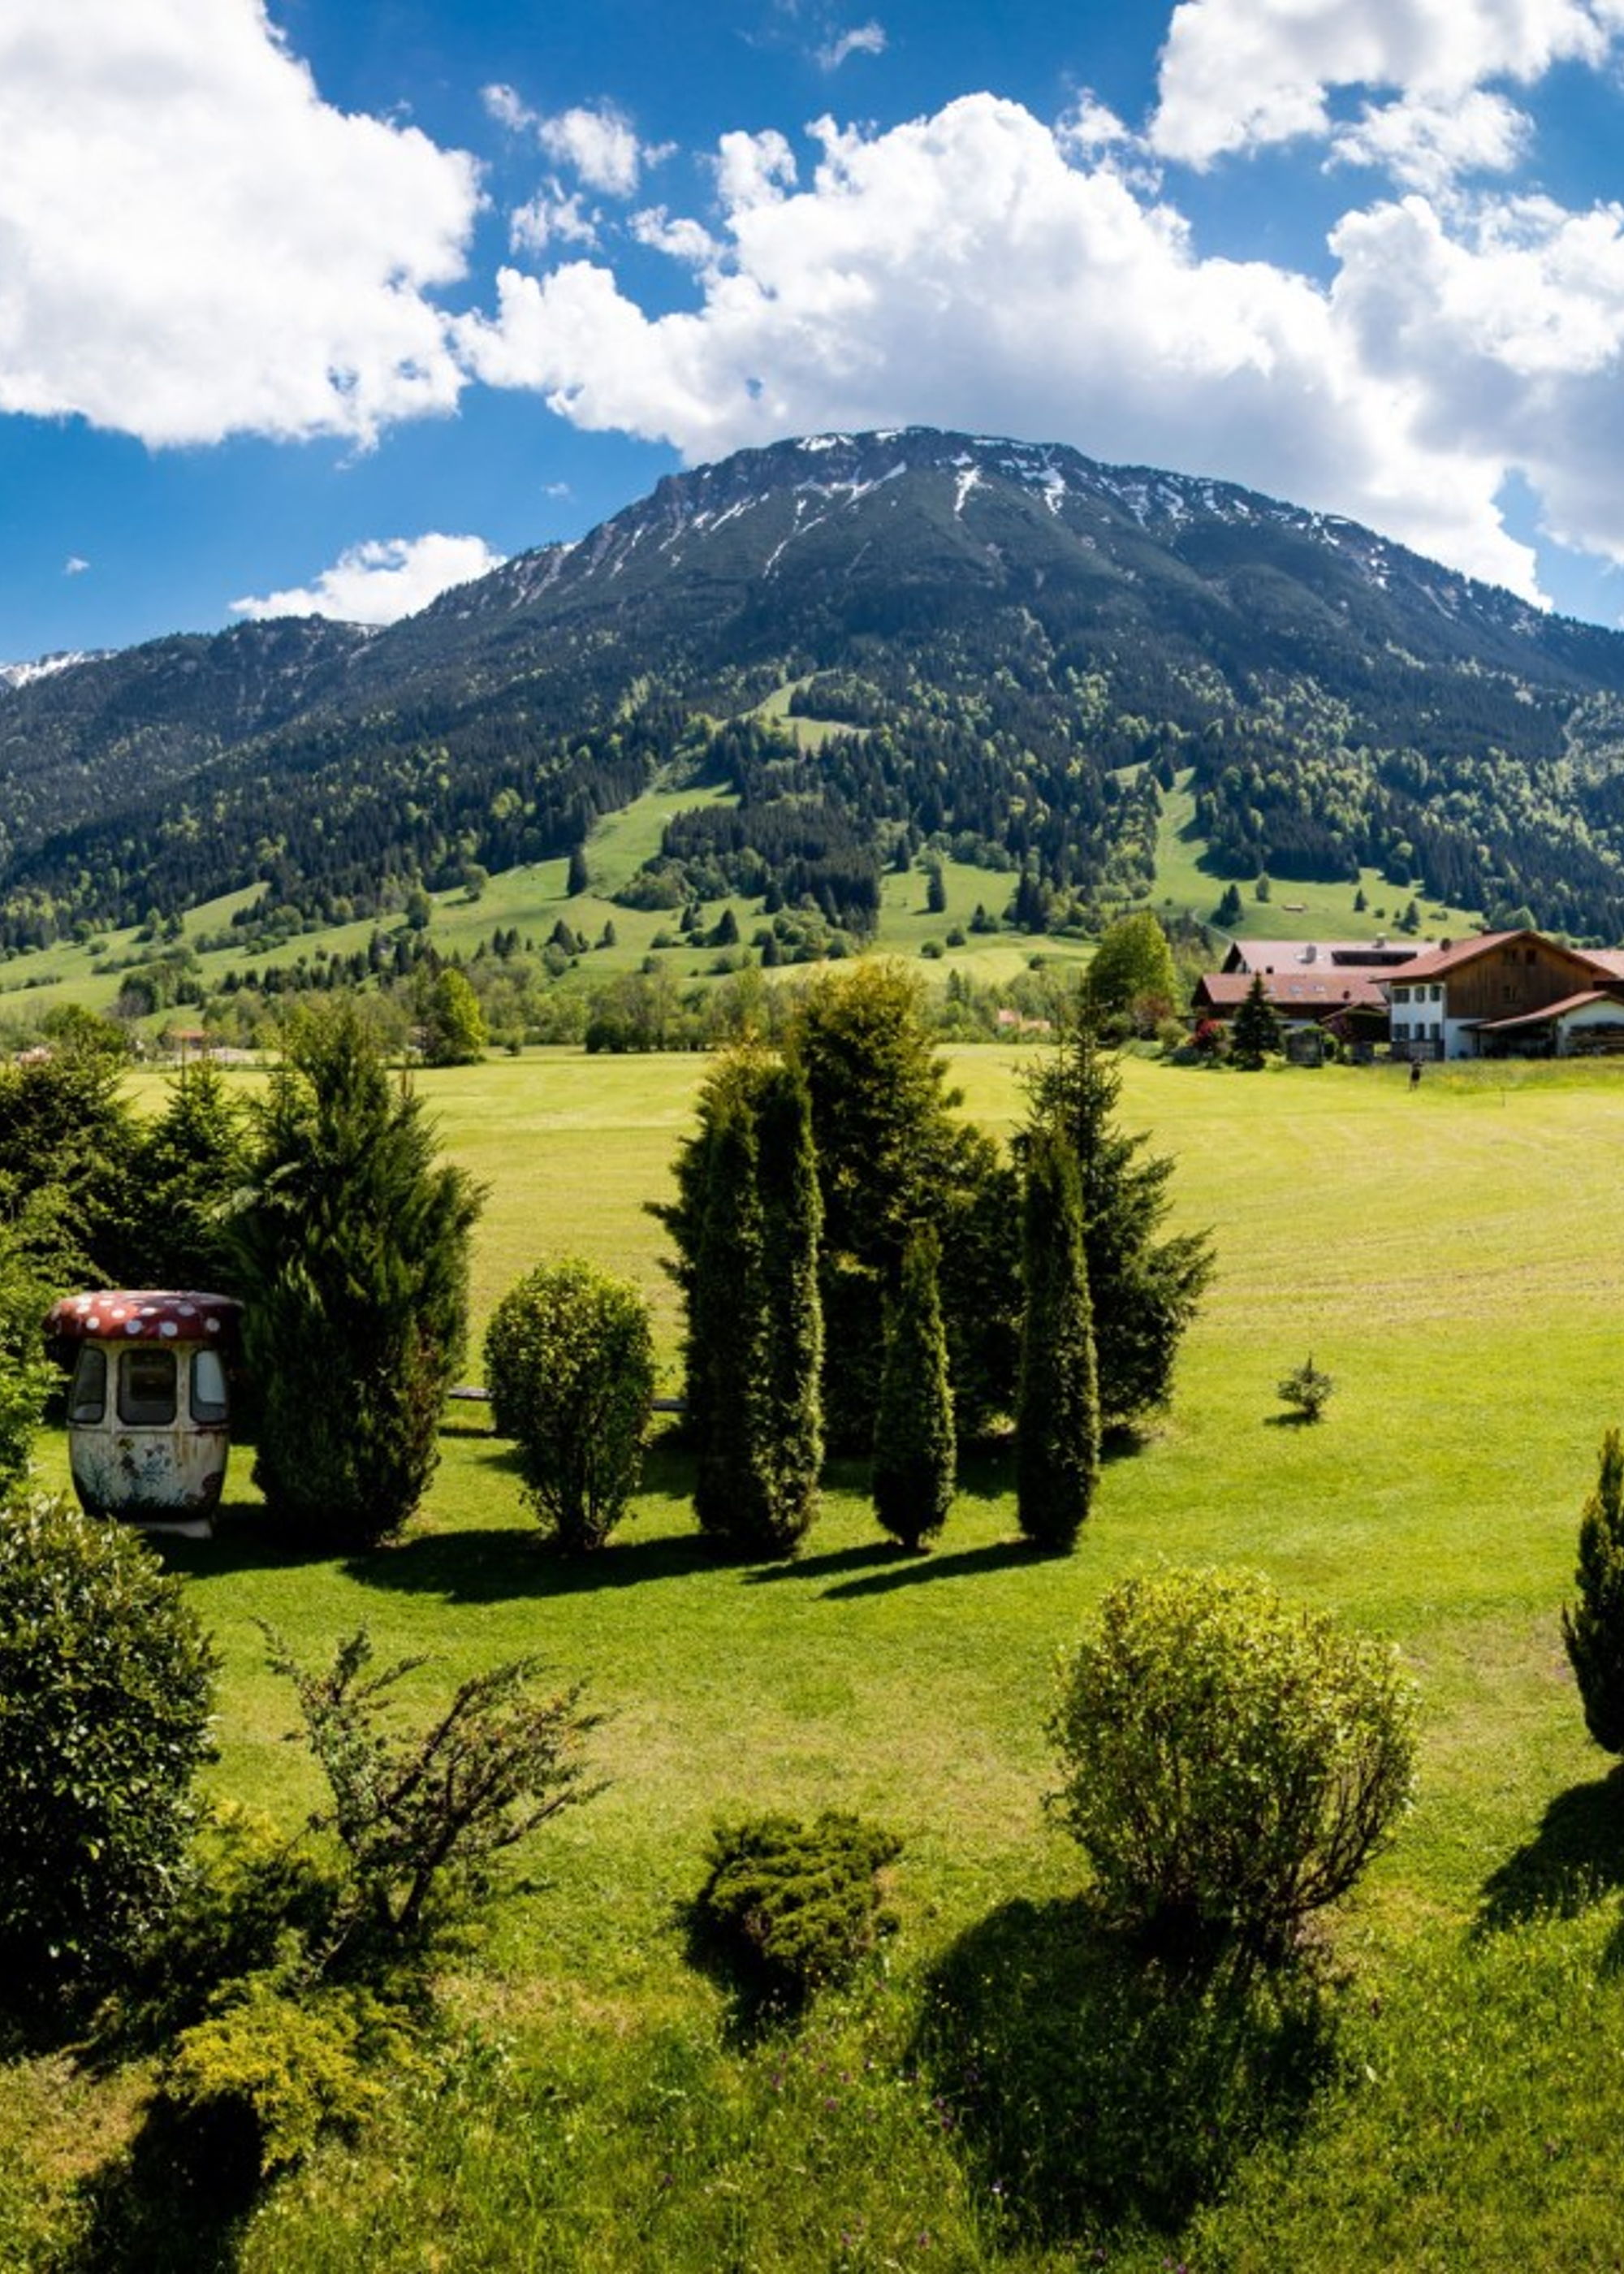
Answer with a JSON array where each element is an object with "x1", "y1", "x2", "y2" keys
[
  {"x1": 58, "y1": 2102, "x2": 256, "y2": 2274},
  {"x1": 1476, "y1": 1766, "x2": 1624, "y2": 1938},
  {"x1": 915, "y1": 1896, "x2": 1337, "y2": 2246}
]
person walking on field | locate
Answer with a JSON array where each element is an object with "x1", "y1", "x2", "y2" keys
[{"x1": 1410, "y1": 1057, "x2": 1423, "y2": 1090}]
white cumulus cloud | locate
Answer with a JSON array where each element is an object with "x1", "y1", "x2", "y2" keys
[
  {"x1": 1328, "y1": 90, "x2": 1532, "y2": 192},
  {"x1": 231, "y1": 534, "x2": 506, "y2": 627},
  {"x1": 1151, "y1": 0, "x2": 1622, "y2": 168},
  {"x1": 512, "y1": 188, "x2": 601, "y2": 253},
  {"x1": 536, "y1": 105, "x2": 648, "y2": 196},
  {"x1": 817, "y1": 22, "x2": 888, "y2": 71},
  {"x1": 0, "y1": 0, "x2": 480, "y2": 448}
]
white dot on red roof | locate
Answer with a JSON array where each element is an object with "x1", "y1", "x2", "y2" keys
[
  {"x1": 205, "y1": 1318, "x2": 220, "y2": 1333},
  {"x1": 85, "y1": 1316, "x2": 101, "y2": 1331},
  {"x1": 159, "y1": 1321, "x2": 178, "y2": 1338},
  {"x1": 124, "y1": 1321, "x2": 141, "y2": 1335}
]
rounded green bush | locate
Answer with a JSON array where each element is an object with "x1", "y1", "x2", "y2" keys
[
  {"x1": 484, "y1": 1260, "x2": 654, "y2": 1551},
  {"x1": 0, "y1": 1494, "x2": 217, "y2": 1987},
  {"x1": 1049, "y1": 1565, "x2": 1418, "y2": 1960}
]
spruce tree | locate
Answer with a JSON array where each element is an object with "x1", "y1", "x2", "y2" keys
[
  {"x1": 1017, "y1": 1129, "x2": 1099, "y2": 1551},
  {"x1": 1021, "y1": 1010, "x2": 1214, "y2": 1433},
  {"x1": 1230, "y1": 974, "x2": 1281, "y2": 1069},
  {"x1": 871, "y1": 1225, "x2": 956, "y2": 1551},
  {"x1": 1564, "y1": 1429, "x2": 1624, "y2": 1753},
  {"x1": 231, "y1": 1001, "x2": 481, "y2": 1549}
]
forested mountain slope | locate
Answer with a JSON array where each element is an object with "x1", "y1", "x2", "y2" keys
[{"x1": 7, "y1": 428, "x2": 1624, "y2": 948}]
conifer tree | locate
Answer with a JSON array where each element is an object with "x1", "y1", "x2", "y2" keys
[
  {"x1": 754, "y1": 1065, "x2": 824, "y2": 1551},
  {"x1": 232, "y1": 1001, "x2": 481, "y2": 1549},
  {"x1": 1022, "y1": 1009, "x2": 1213, "y2": 1433},
  {"x1": 1230, "y1": 974, "x2": 1281, "y2": 1069},
  {"x1": 1564, "y1": 1429, "x2": 1624, "y2": 1753},
  {"x1": 1017, "y1": 1128, "x2": 1099, "y2": 1551},
  {"x1": 871, "y1": 1225, "x2": 955, "y2": 1551},
  {"x1": 684, "y1": 1053, "x2": 823, "y2": 1556}
]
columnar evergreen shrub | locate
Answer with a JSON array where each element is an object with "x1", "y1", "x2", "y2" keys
[
  {"x1": 1563, "y1": 1428, "x2": 1624, "y2": 1753},
  {"x1": 675, "y1": 1051, "x2": 823, "y2": 1556},
  {"x1": 0, "y1": 1494, "x2": 218, "y2": 1987},
  {"x1": 231, "y1": 1002, "x2": 481, "y2": 1549},
  {"x1": 1050, "y1": 1566, "x2": 1418, "y2": 1960},
  {"x1": 484, "y1": 1260, "x2": 654, "y2": 1551},
  {"x1": 1021, "y1": 1011, "x2": 1214, "y2": 1433},
  {"x1": 1016, "y1": 1128, "x2": 1099, "y2": 1551},
  {"x1": 697, "y1": 1812, "x2": 902, "y2": 2002},
  {"x1": 871, "y1": 1224, "x2": 956, "y2": 1550}
]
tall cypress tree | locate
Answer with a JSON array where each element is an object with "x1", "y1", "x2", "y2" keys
[
  {"x1": 754, "y1": 1065, "x2": 823, "y2": 1553},
  {"x1": 1016, "y1": 1128, "x2": 1099, "y2": 1551},
  {"x1": 691, "y1": 1084, "x2": 771, "y2": 1547},
  {"x1": 1564, "y1": 1428, "x2": 1624, "y2": 1753},
  {"x1": 683, "y1": 1051, "x2": 823, "y2": 1557},
  {"x1": 1021, "y1": 1011, "x2": 1213, "y2": 1433},
  {"x1": 871, "y1": 1225, "x2": 956, "y2": 1552}
]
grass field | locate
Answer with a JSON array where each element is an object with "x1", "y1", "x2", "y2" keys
[{"x1": 12, "y1": 1045, "x2": 1624, "y2": 2268}]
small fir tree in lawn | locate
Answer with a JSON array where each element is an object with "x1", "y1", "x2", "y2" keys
[
  {"x1": 231, "y1": 1001, "x2": 482, "y2": 1550},
  {"x1": 872, "y1": 1224, "x2": 956, "y2": 1551},
  {"x1": 1021, "y1": 1009, "x2": 1214, "y2": 1433},
  {"x1": 1017, "y1": 1129, "x2": 1099, "y2": 1551},
  {"x1": 1230, "y1": 974, "x2": 1281, "y2": 1070},
  {"x1": 1564, "y1": 1429, "x2": 1624, "y2": 1753}
]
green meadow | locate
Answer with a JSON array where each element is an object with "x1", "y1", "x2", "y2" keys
[{"x1": 12, "y1": 1044, "x2": 1624, "y2": 2270}]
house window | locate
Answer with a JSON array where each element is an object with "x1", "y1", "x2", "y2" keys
[
  {"x1": 119, "y1": 1346, "x2": 177, "y2": 1427},
  {"x1": 1526, "y1": 949, "x2": 1536, "y2": 965},
  {"x1": 191, "y1": 1349, "x2": 229, "y2": 1425},
  {"x1": 68, "y1": 1346, "x2": 106, "y2": 1424},
  {"x1": 1393, "y1": 986, "x2": 1409, "y2": 1003},
  {"x1": 1430, "y1": 984, "x2": 1442, "y2": 1001}
]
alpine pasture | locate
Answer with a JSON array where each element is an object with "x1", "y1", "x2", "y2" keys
[{"x1": 11, "y1": 1044, "x2": 1624, "y2": 2271}]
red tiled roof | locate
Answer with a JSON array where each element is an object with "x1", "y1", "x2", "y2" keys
[
  {"x1": 45, "y1": 1290, "x2": 243, "y2": 1345},
  {"x1": 1478, "y1": 991, "x2": 1624, "y2": 1032},
  {"x1": 1388, "y1": 929, "x2": 1624, "y2": 986},
  {"x1": 1194, "y1": 972, "x2": 1389, "y2": 1012}
]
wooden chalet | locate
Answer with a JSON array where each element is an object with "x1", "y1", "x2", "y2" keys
[{"x1": 1386, "y1": 932, "x2": 1624, "y2": 1060}]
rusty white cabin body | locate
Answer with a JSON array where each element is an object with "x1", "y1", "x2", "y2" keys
[{"x1": 45, "y1": 1291, "x2": 242, "y2": 1537}]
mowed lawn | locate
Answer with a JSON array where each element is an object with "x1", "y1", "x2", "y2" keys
[{"x1": 17, "y1": 1046, "x2": 1624, "y2": 2270}]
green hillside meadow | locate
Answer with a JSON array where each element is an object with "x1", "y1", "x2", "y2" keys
[{"x1": 11, "y1": 1045, "x2": 1624, "y2": 2268}]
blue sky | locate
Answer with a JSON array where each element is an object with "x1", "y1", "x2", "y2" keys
[{"x1": 5, "y1": 0, "x2": 1624, "y2": 664}]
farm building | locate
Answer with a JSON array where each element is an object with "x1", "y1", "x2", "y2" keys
[{"x1": 1194, "y1": 927, "x2": 1624, "y2": 1059}]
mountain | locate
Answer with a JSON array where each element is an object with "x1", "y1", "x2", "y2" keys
[{"x1": 8, "y1": 426, "x2": 1624, "y2": 949}]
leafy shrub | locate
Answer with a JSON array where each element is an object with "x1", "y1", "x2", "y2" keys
[
  {"x1": 158, "y1": 1974, "x2": 410, "y2": 2185},
  {"x1": 1049, "y1": 1567, "x2": 1417, "y2": 1961},
  {"x1": 117, "y1": 1803, "x2": 347, "y2": 2042},
  {"x1": 484, "y1": 1260, "x2": 654, "y2": 1551},
  {"x1": 1278, "y1": 1355, "x2": 1335, "y2": 1422},
  {"x1": 697, "y1": 1811, "x2": 901, "y2": 2003},
  {"x1": 265, "y1": 1626, "x2": 604, "y2": 1947},
  {"x1": 0, "y1": 1494, "x2": 217, "y2": 1988},
  {"x1": 1563, "y1": 1427, "x2": 1624, "y2": 1752}
]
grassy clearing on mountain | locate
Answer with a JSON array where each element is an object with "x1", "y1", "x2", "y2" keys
[{"x1": 11, "y1": 1047, "x2": 1624, "y2": 2267}]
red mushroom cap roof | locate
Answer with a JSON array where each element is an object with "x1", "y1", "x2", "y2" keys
[{"x1": 44, "y1": 1290, "x2": 243, "y2": 1345}]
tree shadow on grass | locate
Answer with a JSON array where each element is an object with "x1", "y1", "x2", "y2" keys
[
  {"x1": 346, "y1": 1524, "x2": 729, "y2": 1604},
  {"x1": 914, "y1": 1896, "x2": 1338, "y2": 2246},
  {"x1": 1475, "y1": 1766, "x2": 1624, "y2": 1938},
  {"x1": 819, "y1": 1537, "x2": 1047, "y2": 1599},
  {"x1": 744, "y1": 1539, "x2": 909, "y2": 1588},
  {"x1": 57, "y1": 2100, "x2": 254, "y2": 2274}
]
